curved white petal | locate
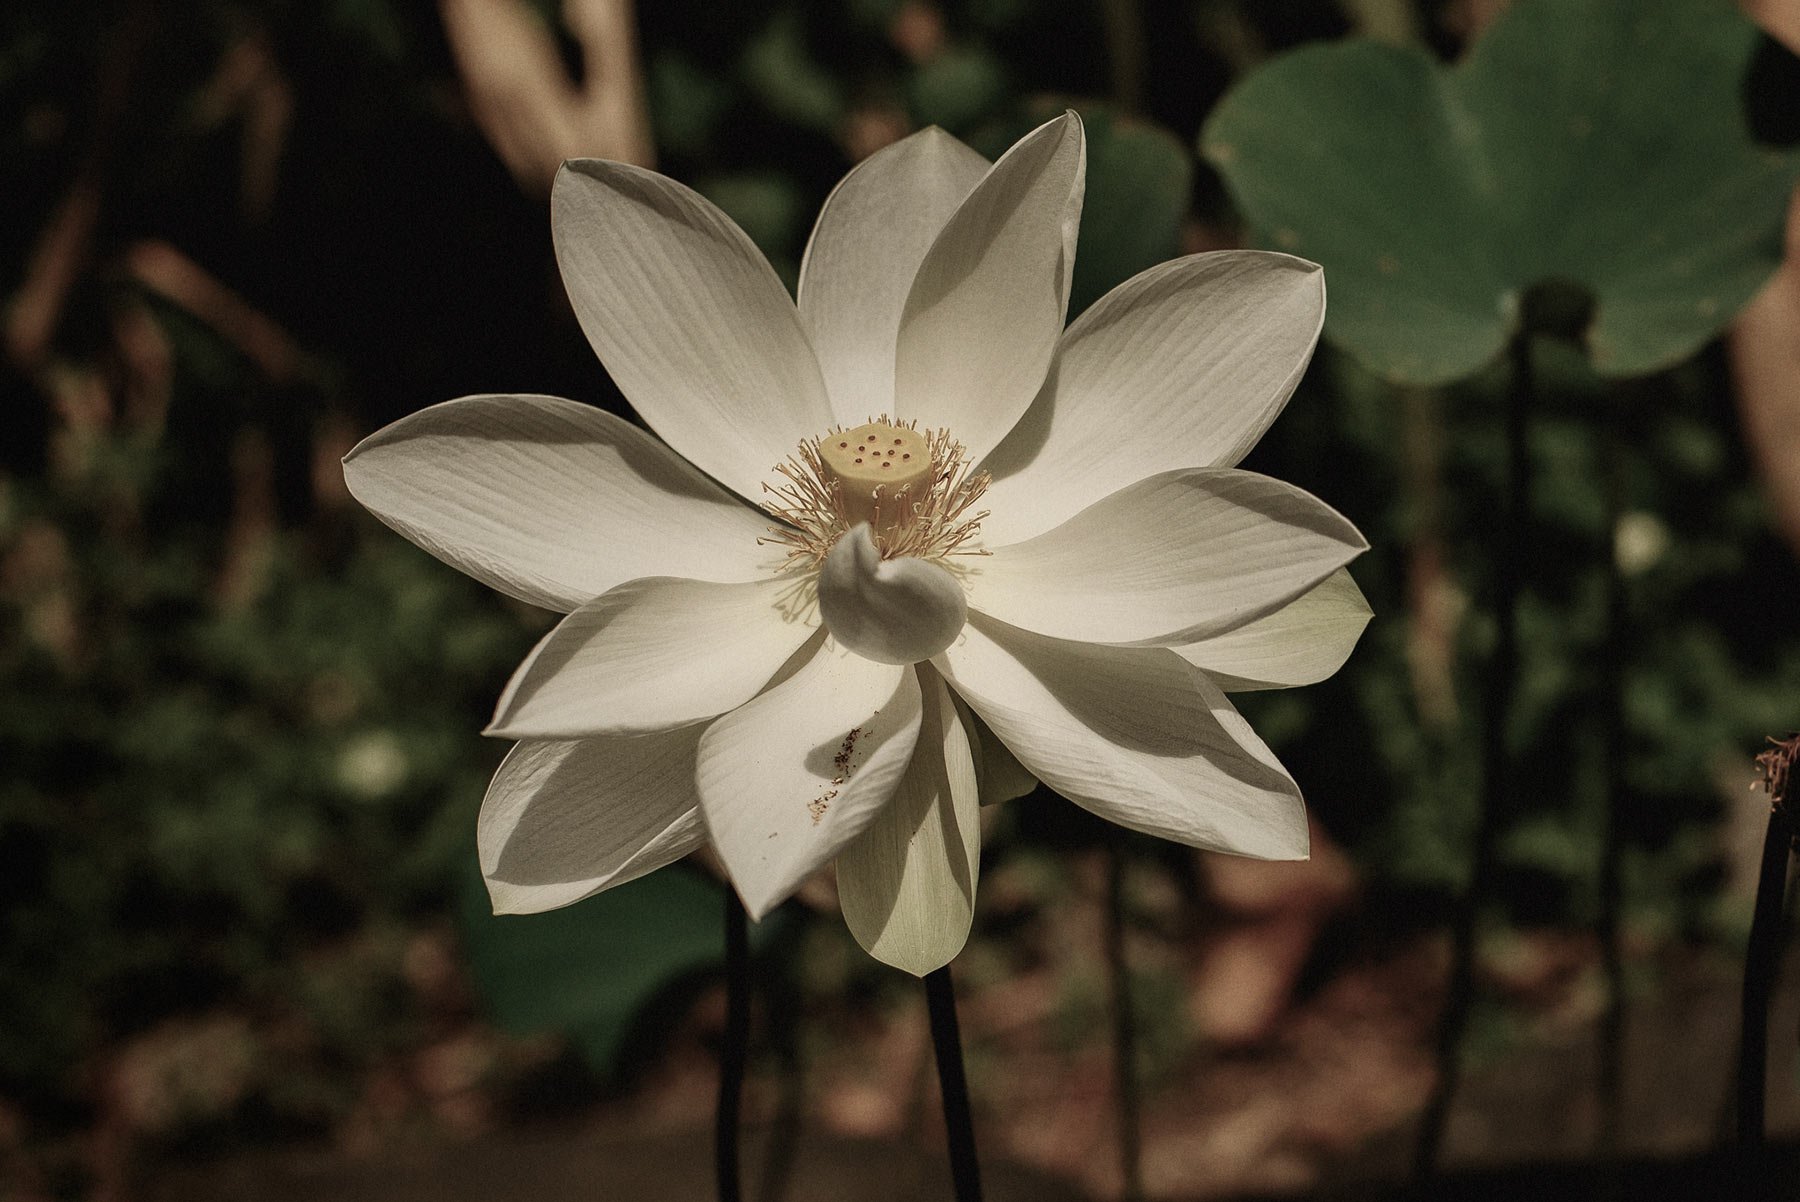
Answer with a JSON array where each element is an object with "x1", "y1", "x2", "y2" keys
[
  {"x1": 553, "y1": 160, "x2": 834, "y2": 502},
  {"x1": 1177, "y1": 568, "x2": 1372, "y2": 691},
  {"x1": 893, "y1": 112, "x2": 1085, "y2": 465},
  {"x1": 837, "y1": 667, "x2": 980, "y2": 976},
  {"x1": 817, "y1": 524, "x2": 968, "y2": 665},
  {"x1": 937, "y1": 617, "x2": 1309, "y2": 859},
  {"x1": 798, "y1": 128, "x2": 990, "y2": 423},
  {"x1": 488, "y1": 576, "x2": 817, "y2": 739},
  {"x1": 696, "y1": 642, "x2": 922, "y2": 919},
  {"x1": 955, "y1": 697, "x2": 1039, "y2": 806},
  {"x1": 966, "y1": 469, "x2": 1366, "y2": 647},
  {"x1": 343, "y1": 395, "x2": 777, "y2": 612},
  {"x1": 980, "y1": 252, "x2": 1326, "y2": 544},
  {"x1": 479, "y1": 731, "x2": 708, "y2": 915}
]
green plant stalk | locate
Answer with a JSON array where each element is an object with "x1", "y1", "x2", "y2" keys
[
  {"x1": 717, "y1": 887, "x2": 750, "y2": 1202},
  {"x1": 1098, "y1": 0, "x2": 1147, "y2": 112},
  {"x1": 1413, "y1": 331, "x2": 1533, "y2": 1179},
  {"x1": 926, "y1": 966, "x2": 984, "y2": 1202},
  {"x1": 755, "y1": 928, "x2": 805, "y2": 1202},
  {"x1": 1106, "y1": 840, "x2": 1145, "y2": 1202},
  {"x1": 1737, "y1": 736, "x2": 1798, "y2": 1147}
]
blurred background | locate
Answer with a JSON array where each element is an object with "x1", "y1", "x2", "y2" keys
[{"x1": 3, "y1": 1, "x2": 1799, "y2": 1198}]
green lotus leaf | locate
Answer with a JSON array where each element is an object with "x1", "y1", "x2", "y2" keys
[
  {"x1": 908, "y1": 45, "x2": 1010, "y2": 132},
  {"x1": 1202, "y1": 0, "x2": 1797, "y2": 385},
  {"x1": 459, "y1": 864, "x2": 740, "y2": 1072}
]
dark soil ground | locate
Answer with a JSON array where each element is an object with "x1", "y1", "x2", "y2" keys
[{"x1": 136, "y1": 940, "x2": 1800, "y2": 1202}]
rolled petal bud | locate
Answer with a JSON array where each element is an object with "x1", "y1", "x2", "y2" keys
[{"x1": 817, "y1": 524, "x2": 967, "y2": 665}]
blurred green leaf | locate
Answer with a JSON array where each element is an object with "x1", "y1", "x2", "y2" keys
[
  {"x1": 459, "y1": 864, "x2": 732, "y2": 1071},
  {"x1": 907, "y1": 45, "x2": 1008, "y2": 132},
  {"x1": 967, "y1": 0, "x2": 1036, "y2": 31},
  {"x1": 698, "y1": 170, "x2": 806, "y2": 264},
  {"x1": 847, "y1": 0, "x2": 904, "y2": 28},
  {"x1": 1501, "y1": 814, "x2": 1600, "y2": 881},
  {"x1": 1069, "y1": 105, "x2": 1193, "y2": 317},
  {"x1": 327, "y1": 0, "x2": 410, "y2": 63},
  {"x1": 742, "y1": 7, "x2": 844, "y2": 135},
  {"x1": 1202, "y1": 0, "x2": 1797, "y2": 384},
  {"x1": 649, "y1": 51, "x2": 735, "y2": 158}
]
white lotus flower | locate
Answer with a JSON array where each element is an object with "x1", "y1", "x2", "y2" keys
[{"x1": 344, "y1": 113, "x2": 1370, "y2": 976}]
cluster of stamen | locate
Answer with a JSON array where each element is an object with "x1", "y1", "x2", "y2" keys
[{"x1": 761, "y1": 416, "x2": 990, "y2": 571}]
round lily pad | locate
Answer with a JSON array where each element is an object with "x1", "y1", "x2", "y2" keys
[
  {"x1": 1202, "y1": 0, "x2": 1798, "y2": 385},
  {"x1": 459, "y1": 863, "x2": 751, "y2": 1072}
]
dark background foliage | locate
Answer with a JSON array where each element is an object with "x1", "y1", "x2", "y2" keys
[{"x1": 2, "y1": 1, "x2": 1797, "y2": 1196}]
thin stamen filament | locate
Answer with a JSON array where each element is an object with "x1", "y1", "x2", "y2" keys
[{"x1": 761, "y1": 418, "x2": 990, "y2": 571}]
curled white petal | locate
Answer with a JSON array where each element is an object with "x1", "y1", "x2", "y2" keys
[
  {"x1": 893, "y1": 111, "x2": 1086, "y2": 465},
  {"x1": 479, "y1": 732, "x2": 708, "y2": 915},
  {"x1": 798, "y1": 127, "x2": 989, "y2": 422},
  {"x1": 487, "y1": 575, "x2": 815, "y2": 739},
  {"x1": 552, "y1": 159, "x2": 833, "y2": 503},
  {"x1": 954, "y1": 697, "x2": 1039, "y2": 806},
  {"x1": 967, "y1": 468, "x2": 1366, "y2": 647},
  {"x1": 979, "y1": 251, "x2": 1326, "y2": 545},
  {"x1": 342, "y1": 395, "x2": 775, "y2": 612},
  {"x1": 836, "y1": 667, "x2": 980, "y2": 976},
  {"x1": 696, "y1": 643, "x2": 922, "y2": 919},
  {"x1": 817, "y1": 524, "x2": 968, "y2": 665},
  {"x1": 937, "y1": 617, "x2": 1308, "y2": 860},
  {"x1": 1176, "y1": 567, "x2": 1372, "y2": 691}
]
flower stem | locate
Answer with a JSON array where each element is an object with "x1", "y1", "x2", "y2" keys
[
  {"x1": 1098, "y1": 0, "x2": 1147, "y2": 113},
  {"x1": 717, "y1": 887, "x2": 750, "y2": 1202},
  {"x1": 925, "y1": 966, "x2": 984, "y2": 1202},
  {"x1": 1738, "y1": 736, "x2": 1798, "y2": 1146},
  {"x1": 755, "y1": 929, "x2": 804, "y2": 1202},
  {"x1": 1413, "y1": 331, "x2": 1533, "y2": 1179},
  {"x1": 1106, "y1": 841, "x2": 1146, "y2": 1202}
]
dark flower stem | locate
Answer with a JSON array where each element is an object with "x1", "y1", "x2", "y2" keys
[
  {"x1": 1098, "y1": 0, "x2": 1147, "y2": 113},
  {"x1": 925, "y1": 966, "x2": 984, "y2": 1202},
  {"x1": 755, "y1": 932, "x2": 805, "y2": 1202},
  {"x1": 717, "y1": 887, "x2": 750, "y2": 1202},
  {"x1": 1106, "y1": 841, "x2": 1146, "y2": 1202},
  {"x1": 1413, "y1": 331, "x2": 1533, "y2": 1179},
  {"x1": 1738, "y1": 736, "x2": 1798, "y2": 1146}
]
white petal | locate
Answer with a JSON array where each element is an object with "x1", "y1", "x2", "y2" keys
[
  {"x1": 956, "y1": 699, "x2": 1039, "y2": 805},
  {"x1": 837, "y1": 667, "x2": 981, "y2": 976},
  {"x1": 798, "y1": 128, "x2": 990, "y2": 423},
  {"x1": 966, "y1": 468, "x2": 1366, "y2": 647},
  {"x1": 893, "y1": 112, "x2": 1085, "y2": 465},
  {"x1": 553, "y1": 160, "x2": 834, "y2": 503},
  {"x1": 817, "y1": 524, "x2": 968, "y2": 665},
  {"x1": 980, "y1": 252, "x2": 1326, "y2": 544},
  {"x1": 1176, "y1": 568, "x2": 1372, "y2": 691},
  {"x1": 488, "y1": 576, "x2": 816, "y2": 739},
  {"x1": 937, "y1": 617, "x2": 1309, "y2": 859},
  {"x1": 343, "y1": 395, "x2": 777, "y2": 612},
  {"x1": 479, "y1": 731, "x2": 708, "y2": 915},
  {"x1": 696, "y1": 643, "x2": 923, "y2": 919}
]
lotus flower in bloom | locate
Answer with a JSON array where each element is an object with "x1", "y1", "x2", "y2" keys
[{"x1": 344, "y1": 113, "x2": 1369, "y2": 975}]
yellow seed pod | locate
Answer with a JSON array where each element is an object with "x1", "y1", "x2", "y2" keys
[{"x1": 816, "y1": 421, "x2": 934, "y2": 530}]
